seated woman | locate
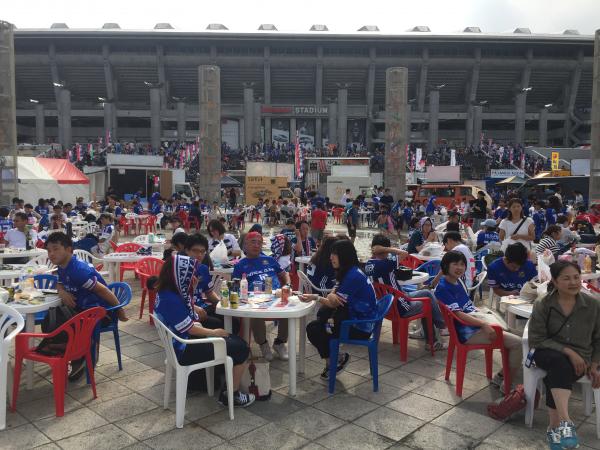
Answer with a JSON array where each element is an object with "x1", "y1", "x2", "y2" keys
[
  {"x1": 435, "y1": 251, "x2": 522, "y2": 391},
  {"x1": 306, "y1": 236, "x2": 339, "y2": 292},
  {"x1": 406, "y1": 217, "x2": 438, "y2": 254},
  {"x1": 303, "y1": 239, "x2": 378, "y2": 379},
  {"x1": 528, "y1": 261, "x2": 600, "y2": 449},
  {"x1": 364, "y1": 233, "x2": 447, "y2": 351},
  {"x1": 154, "y1": 253, "x2": 255, "y2": 407},
  {"x1": 536, "y1": 225, "x2": 565, "y2": 260},
  {"x1": 207, "y1": 219, "x2": 241, "y2": 258}
]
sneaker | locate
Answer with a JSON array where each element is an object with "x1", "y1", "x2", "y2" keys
[
  {"x1": 491, "y1": 372, "x2": 504, "y2": 388},
  {"x1": 259, "y1": 341, "x2": 273, "y2": 362},
  {"x1": 546, "y1": 427, "x2": 562, "y2": 450},
  {"x1": 68, "y1": 359, "x2": 85, "y2": 382},
  {"x1": 439, "y1": 328, "x2": 450, "y2": 337},
  {"x1": 272, "y1": 342, "x2": 289, "y2": 361},
  {"x1": 425, "y1": 340, "x2": 448, "y2": 352},
  {"x1": 320, "y1": 366, "x2": 329, "y2": 380},
  {"x1": 219, "y1": 390, "x2": 256, "y2": 408},
  {"x1": 558, "y1": 420, "x2": 579, "y2": 449},
  {"x1": 409, "y1": 327, "x2": 425, "y2": 340}
]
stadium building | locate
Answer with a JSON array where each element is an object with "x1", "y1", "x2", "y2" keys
[{"x1": 13, "y1": 23, "x2": 595, "y2": 151}]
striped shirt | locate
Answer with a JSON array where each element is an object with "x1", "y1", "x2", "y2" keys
[
  {"x1": 535, "y1": 236, "x2": 560, "y2": 258},
  {"x1": 208, "y1": 233, "x2": 240, "y2": 255}
]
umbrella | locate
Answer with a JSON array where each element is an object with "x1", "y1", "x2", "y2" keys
[{"x1": 496, "y1": 176, "x2": 526, "y2": 185}]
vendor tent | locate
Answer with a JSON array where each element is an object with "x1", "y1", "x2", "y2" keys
[
  {"x1": 496, "y1": 175, "x2": 526, "y2": 185},
  {"x1": 18, "y1": 157, "x2": 90, "y2": 203}
]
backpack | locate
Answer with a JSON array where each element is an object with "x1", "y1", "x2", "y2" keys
[{"x1": 487, "y1": 384, "x2": 526, "y2": 420}]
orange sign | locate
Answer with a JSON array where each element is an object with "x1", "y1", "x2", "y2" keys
[{"x1": 551, "y1": 151, "x2": 560, "y2": 171}]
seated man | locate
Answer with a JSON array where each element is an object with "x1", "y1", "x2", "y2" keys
[
  {"x1": 1, "y1": 212, "x2": 37, "y2": 250},
  {"x1": 46, "y1": 232, "x2": 127, "y2": 380},
  {"x1": 94, "y1": 213, "x2": 115, "y2": 256},
  {"x1": 487, "y1": 242, "x2": 536, "y2": 297},
  {"x1": 476, "y1": 219, "x2": 501, "y2": 250},
  {"x1": 233, "y1": 232, "x2": 290, "y2": 361},
  {"x1": 363, "y1": 234, "x2": 447, "y2": 351}
]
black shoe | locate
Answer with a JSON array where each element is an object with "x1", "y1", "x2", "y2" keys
[
  {"x1": 219, "y1": 390, "x2": 256, "y2": 407},
  {"x1": 68, "y1": 359, "x2": 85, "y2": 382},
  {"x1": 320, "y1": 353, "x2": 351, "y2": 380}
]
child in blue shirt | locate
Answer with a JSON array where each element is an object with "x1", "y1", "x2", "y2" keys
[
  {"x1": 0, "y1": 207, "x2": 14, "y2": 233},
  {"x1": 532, "y1": 201, "x2": 547, "y2": 242},
  {"x1": 487, "y1": 242, "x2": 536, "y2": 296}
]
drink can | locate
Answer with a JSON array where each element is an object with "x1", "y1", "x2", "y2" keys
[
  {"x1": 220, "y1": 284, "x2": 230, "y2": 307},
  {"x1": 230, "y1": 291, "x2": 239, "y2": 309},
  {"x1": 264, "y1": 276, "x2": 272, "y2": 294},
  {"x1": 281, "y1": 285, "x2": 290, "y2": 305}
]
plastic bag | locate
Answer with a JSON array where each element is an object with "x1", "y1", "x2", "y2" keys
[
  {"x1": 537, "y1": 249, "x2": 554, "y2": 283},
  {"x1": 210, "y1": 240, "x2": 229, "y2": 265}
]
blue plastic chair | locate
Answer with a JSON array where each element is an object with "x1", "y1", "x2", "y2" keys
[
  {"x1": 91, "y1": 282, "x2": 132, "y2": 370},
  {"x1": 33, "y1": 274, "x2": 58, "y2": 324},
  {"x1": 403, "y1": 259, "x2": 441, "y2": 292},
  {"x1": 328, "y1": 294, "x2": 394, "y2": 394}
]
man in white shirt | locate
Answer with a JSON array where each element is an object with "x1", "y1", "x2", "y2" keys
[
  {"x1": 1, "y1": 212, "x2": 38, "y2": 249},
  {"x1": 340, "y1": 189, "x2": 351, "y2": 205},
  {"x1": 442, "y1": 231, "x2": 476, "y2": 288}
]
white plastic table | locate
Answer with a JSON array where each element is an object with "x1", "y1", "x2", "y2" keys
[
  {"x1": 210, "y1": 266, "x2": 234, "y2": 281},
  {"x1": 507, "y1": 303, "x2": 533, "y2": 331},
  {"x1": 295, "y1": 256, "x2": 312, "y2": 273},
  {"x1": 0, "y1": 265, "x2": 54, "y2": 287},
  {"x1": 0, "y1": 249, "x2": 47, "y2": 264},
  {"x1": 395, "y1": 271, "x2": 430, "y2": 286},
  {"x1": 10, "y1": 295, "x2": 62, "y2": 389},
  {"x1": 410, "y1": 253, "x2": 444, "y2": 262},
  {"x1": 216, "y1": 297, "x2": 315, "y2": 396},
  {"x1": 103, "y1": 251, "x2": 162, "y2": 282}
]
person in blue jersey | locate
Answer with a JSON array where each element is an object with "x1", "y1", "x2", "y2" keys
[
  {"x1": 154, "y1": 253, "x2": 254, "y2": 408},
  {"x1": 493, "y1": 199, "x2": 508, "y2": 223},
  {"x1": 476, "y1": 219, "x2": 501, "y2": 250},
  {"x1": 233, "y1": 232, "x2": 291, "y2": 362},
  {"x1": 425, "y1": 195, "x2": 437, "y2": 217},
  {"x1": 151, "y1": 198, "x2": 164, "y2": 216},
  {"x1": 281, "y1": 219, "x2": 297, "y2": 247},
  {"x1": 400, "y1": 201, "x2": 414, "y2": 231},
  {"x1": 63, "y1": 203, "x2": 78, "y2": 218},
  {"x1": 94, "y1": 213, "x2": 115, "y2": 256},
  {"x1": 306, "y1": 236, "x2": 339, "y2": 292},
  {"x1": 546, "y1": 196, "x2": 562, "y2": 228},
  {"x1": 75, "y1": 197, "x2": 88, "y2": 214},
  {"x1": 149, "y1": 190, "x2": 161, "y2": 209},
  {"x1": 488, "y1": 242, "x2": 537, "y2": 297},
  {"x1": 270, "y1": 233, "x2": 293, "y2": 273},
  {"x1": 364, "y1": 234, "x2": 447, "y2": 351},
  {"x1": 46, "y1": 232, "x2": 127, "y2": 380},
  {"x1": 436, "y1": 251, "x2": 522, "y2": 389},
  {"x1": 131, "y1": 200, "x2": 144, "y2": 215},
  {"x1": 532, "y1": 201, "x2": 547, "y2": 242},
  {"x1": 35, "y1": 199, "x2": 51, "y2": 229},
  {"x1": 406, "y1": 217, "x2": 438, "y2": 254},
  {"x1": 0, "y1": 207, "x2": 13, "y2": 234},
  {"x1": 303, "y1": 239, "x2": 378, "y2": 379}
]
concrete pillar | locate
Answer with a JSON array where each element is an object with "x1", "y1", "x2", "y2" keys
[
  {"x1": 59, "y1": 89, "x2": 72, "y2": 149},
  {"x1": 515, "y1": 92, "x2": 526, "y2": 145},
  {"x1": 473, "y1": 105, "x2": 483, "y2": 147},
  {"x1": 243, "y1": 87, "x2": 254, "y2": 148},
  {"x1": 315, "y1": 118, "x2": 322, "y2": 149},
  {"x1": 366, "y1": 63, "x2": 376, "y2": 149},
  {"x1": 589, "y1": 30, "x2": 600, "y2": 204},
  {"x1": 0, "y1": 21, "x2": 18, "y2": 205},
  {"x1": 264, "y1": 117, "x2": 271, "y2": 146},
  {"x1": 177, "y1": 101, "x2": 186, "y2": 142},
  {"x1": 198, "y1": 65, "x2": 222, "y2": 203},
  {"x1": 290, "y1": 118, "x2": 297, "y2": 148},
  {"x1": 103, "y1": 102, "x2": 115, "y2": 144},
  {"x1": 328, "y1": 102, "x2": 337, "y2": 146},
  {"x1": 337, "y1": 89, "x2": 348, "y2": 155},
  {"x1": 239, "y1": 118, "x2": 245, "y2": 150},
  {"x1": 428, "y1": 90, "x2": 439, "y2": 152},
  {"x1": 35, "y1": 103, "x2": 45, "y2": 144},
  {"x1": 539, "y1": 108, "x2": 548, "y2": 147},
  {"x1": 150, "y1": 87, "x2": 161, "y2": 151},
  {"x1": 254, "y1": 102, "x2": 262, "y2": 144},
  {"x1": 465, "y1": 106, "x2": 474, "y2": 148},
  {"x1": 384, "y1": 67, "x2": 408, "y2": 201}
]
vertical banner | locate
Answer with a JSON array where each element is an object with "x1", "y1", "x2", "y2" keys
[
  {"x1": 551, "y1": 151, "x2": 560, "y2": 170},
  {"x1": 520, "y1": 152, "x2": 525, "y2": 170},
  {"x1": 415, "y1": 147, "x2": 422, "y2": 171},
  {"x1": 509, "y1": 148, "x2": 514, "y2": 165},
  {"x1": 294, "y1": 131, "x2": 301, "y2": 179},
  {"x1": 271, "y1": 119, "x2": 290, "y2": 145},
  {"x1": 297, "y1": 119, "x2": 315, "y2": 150},
  {"x1": 347, "y1": 119, "x2": 366, "y2": 149},
  {"x1": 450, "y1": 148, "x2": 456, "y2": 166}
]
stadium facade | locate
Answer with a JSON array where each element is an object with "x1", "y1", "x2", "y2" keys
[{"x1": 12, "y1": 24, "x2": 595, "y2": 151}]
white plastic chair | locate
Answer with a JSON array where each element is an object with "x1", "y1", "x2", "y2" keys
[
  {"x1": 298, "y1": 270, "x2": 332, "y2": 295},
  {"x1": 466, "y1": 271, "x2": 487, "y2": 302},
  {"x1": 155, "y1": 213, "x2": 164, "y2": 231},
  {"x1": 133, "y1": 235, "x2": 148, "y2": 244},
  {"x1": 0, "y1": 304, "x2": 25, "y2": 430},
  {"x1": 151, "y1": 313, "x2": 234, "y2": 427},
  {"x1": 25, "y1": 254, "x2": 57, "y2": 271},
  {"x1": 522, "y1": 321, "x2": 600, "y2": 438},
  {"x1": 73, "y1": 249, "x2": 109, "y2": 278}
]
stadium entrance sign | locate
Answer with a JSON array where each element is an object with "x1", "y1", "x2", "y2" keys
[
  {"x1": 490, "y1": 169, "x2": 525, "y2": 179},
  {"x1": 261, "y1": 105, "x2": 329, "y2": 116}
]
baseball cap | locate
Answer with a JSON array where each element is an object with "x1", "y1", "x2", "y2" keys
[{"x1": 483, "y1": 219, "x2": 497, "y2": 228}]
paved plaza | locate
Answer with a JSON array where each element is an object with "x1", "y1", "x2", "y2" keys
[{"x1": 2, "y1": 227, "x2": 600, "y2": 450}]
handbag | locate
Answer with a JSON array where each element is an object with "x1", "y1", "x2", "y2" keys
[
  {"x1": 487, "y1": 384, "x2": 528, "y2": 420},
  {"x1": 37, "y1": 305, "x2": 78, "y2": 356},
  {"x1": 240, "y1": 357, "x2": 272, "y2": 401}
]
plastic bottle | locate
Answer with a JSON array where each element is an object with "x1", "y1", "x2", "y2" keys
[
  {"x1": 220, "y1": 282, "x2": 230, "y2": 307},
  {"x1": 584, "y1": 255, "x2": 592, "y2": 274},
  {"x1": 240, "y1": 273, "x2": 248, "y2": 300}
]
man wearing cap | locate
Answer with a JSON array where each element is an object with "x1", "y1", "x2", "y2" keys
[
  {"x1": 476, "y1": 219, "x2": 501, "y2": 250},
  {"x1": 435, "y1": 210, "x2": 461, "y2": 233}
]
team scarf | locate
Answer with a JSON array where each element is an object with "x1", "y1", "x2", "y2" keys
[
  {"x1": 171, "y1": 253, "x2": 199, "y2": 319},
  {"x1": 270, "y1": 234, "x2": 287, "y2": 260}
]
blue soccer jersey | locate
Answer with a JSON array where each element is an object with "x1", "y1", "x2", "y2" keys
[
  {"x1": 0, "y1": 218, "x2": 13, "y2": 233},
  {"x1": 435, "y1": 277, "x2": 479, "y2": 343},
  {"x1": 233, "y1": 256, "x2": 284, "y2": 289},
  {"x1": 476, "y1": 231, "x2": 500, "y2": 247},
  {"x1": 57, "y1": 255, "x2": 110, "y2": 310},
  {"x1": 155, "y1": 289, "x2": 194, "y2": 356},
  {"x1": 306, "y1": 263, "x2": 337, "y2": 291},
  {"x1": 335, "y1": 267, "x2": 378, "y2": 333},
  {"x1": 487, "y1": 258, "x2": 537, "y2": 292},
  {"x1": 192, "y1": 264, "x2": 215, "y2": 311},
  {"x1": 363, "y1": 255, "x2": 413, "y2": 313}
]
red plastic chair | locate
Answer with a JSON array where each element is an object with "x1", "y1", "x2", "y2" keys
[
  {"x1": 109, "y1": 240, "x2": 118, "y2": 252},
  {"x1": 373, "y1": 283, "x2": 434, "y2": 361},
  {"x1": 332, "y1": 207, "x2": 344, "y2": 224},
  {"x1": 399, "y1": 255, "x2": 424, "y2": 270},
  {"x1": 115, "y1": 242, "x2": 143, "y2": 281},
  {"x1": 438, "y1": 302, "x2": 511, "y2": 397},
  {"x1": 117, "y1": 216, "x2": 131, "y2": 236},
  {"x1": 135, "y1": 257, "x2": 164, "y2": 324},
  {"x1": 140, "y1": 215, "x2": 157, "y2": 234},
  {"x1": 12, "y1": 307, "x2": 107, "y2": 417}
]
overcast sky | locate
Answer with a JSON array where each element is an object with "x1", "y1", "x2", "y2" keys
[{"x1": 3, "y1": 0, "x2": 599, "y2": 35}]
